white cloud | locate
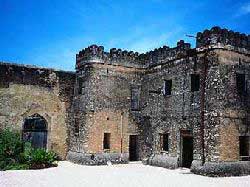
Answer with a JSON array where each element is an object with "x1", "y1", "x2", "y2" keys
[
  {"x1": 235, "y1": 2, "x2": 250, "y2": 17},
  {"x1": 106, "y1": 24, "x2": 184, "y2": 53},
  {"x1": 128, "y1": 31, "x2": 181, "y2": 53}
]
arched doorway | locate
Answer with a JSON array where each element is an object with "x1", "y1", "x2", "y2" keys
[{"x1": 22, "y1": 114, "x2": 48, "y2": 149}]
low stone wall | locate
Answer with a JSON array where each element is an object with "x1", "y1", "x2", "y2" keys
[
  {"x1": 144, "y1": 154, "x2": 178, "y2": 169},
  {"x1": 191, "y1": 160, "x2": 250, "y2": 177},
  {"x1": 66, "y1": 151, "x2": 129, "y2": 165}
]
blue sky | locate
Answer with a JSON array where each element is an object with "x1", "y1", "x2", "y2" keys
[{"x1": 0, "y1": 0, "x2": 250, "y2": 71}]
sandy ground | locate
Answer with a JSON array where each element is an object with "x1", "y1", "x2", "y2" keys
[{"x1": 1, "y1": 161, "x2": 250, "y2": 187}]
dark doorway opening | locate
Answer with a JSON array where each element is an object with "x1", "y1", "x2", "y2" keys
[
  {"x1": 22, "y1": 114, "x2": 48, "y2": 149},
  {"x1": 239, "y1": 136, "x2": 250, "y2": 161},
  {"x1": 103, "y1": 133, "x2": 111, "y2": 150},
  {"x1": 181, "y1": 131, "x2": 193, "y2": 168},
  {"x1": 129, "y1": 135, "x2": 138, "y2": 161}
]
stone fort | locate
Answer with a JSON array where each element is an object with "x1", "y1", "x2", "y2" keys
[{"x1": 0, "y1": 26, "x2": 250, "y2": 176}]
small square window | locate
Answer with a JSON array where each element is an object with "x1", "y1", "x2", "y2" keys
[
  {"x1": 103, "y1": 133, "x2": 111, "y2": 150},
  {"x1": 191, "y1": 74, "x2": 200, "y2": 92},
  {"x1": 163, "y1": 80, "x2": 172, "y2": 96}
]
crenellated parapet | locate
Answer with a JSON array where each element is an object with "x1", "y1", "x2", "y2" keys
[
  {"x1": 76, "y1": 40, "x2": 191, "y2": 69},
  {"x1": 76, "y1": 45, "x2": 105, "y2": 65},
  {"x1": 196, "y1": 26, "x2": 250, "y2": 52},
  {"x1": 76, "y1": 45, "x2": 142, "y2": 69},
  {"x1": 138, "y1": 40, "x2": 191, "y2": 66},
  {"x1": 76, "y1": 26, "x2": 250, "y2": 70}
]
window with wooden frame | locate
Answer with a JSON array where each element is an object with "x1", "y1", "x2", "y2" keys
[
  {"x1": 103, "y1": 133, "x2": 111, "y2": 150},
  {"x1": 159, "y1": 133, "x2": 169, "y2": 152}
]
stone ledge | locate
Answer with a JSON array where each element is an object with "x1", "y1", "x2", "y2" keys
[
  {"x1": 143, "y1": 154, "x2": 178, "y2": 169},
  {"x1": 66, "y1": 151, "x2": 129, "y2": 165},
  {"x1": 191, "y1": 160, "x2": 250, "y2": 177}
]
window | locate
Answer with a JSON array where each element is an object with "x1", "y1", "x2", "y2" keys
[
  {"x1": 160, "y1": 133, "x2": 169, "y2": 151},
  {"x1": 236, "y1": 73, "x2": 246, "y2": 95},
  {"x1": 131, "y1": 87, "x2": 140, "y2": 111},
  {"x1": 78, "y1": 78, "x2": 85, "y2": 95},
  {"x1": 163, "y1": 80, "x2": 172, "y2": 96},
  {"x1": 239, "y1": 136, "x2": 250, "y2": 161},
  {"x1": 103, "y1": 133, "x2": 111, "y2": 150},
  {"x1": 74, "y1": 119, "x2": 80, "y2": 135},
  {"x1": 191, "y1": 74, "x2": 200, "y2": 92},
  {"x1": 78, "y1": 79, "x2": 82, "y2": 94}
]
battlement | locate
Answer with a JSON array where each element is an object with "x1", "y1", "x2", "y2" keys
[
  {"x1": 138, "y1": 40, "x2": 191, "y2": 66},
  {"x1": 76, "y1": 27, "x2": 249, "y2": 70},
  {"x1": 76, "y1": 40, "x2": 191, "y2": 69},
  {"x1": 76, "y1": 45, "x2": 141, "y2": 69},
  {"x1": 196, "y1": 26, "x2": 250, "y2": 51}
]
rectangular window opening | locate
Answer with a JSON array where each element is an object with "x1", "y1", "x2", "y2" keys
[
  {"x1": 78, "y1": 79, "x2": 83, "y2": 94},
  {"x1": 131, "y1": 87, "x2": 140, "y2": 111},
  {"x1": 239, "y1": 136, "x2": 250, "y2": 161},
  {"x1": 103, "y1": 133, "x2": 111, "y2": 150},
  {"x1": 74, "y1": 119, "x2": 80, "y2": 135},
  {"x1": 160, "y1": 133, "x2": 169, "y2": 152},
  {"x1": 191, "y1": 74, "x2": 200, "y2": 92},
  {"x1": 164, "y1": 80, "x2": 172, "y2": 96},
  {"x1": 236, "y1": 73, "x2": 246, "y2": 95}
]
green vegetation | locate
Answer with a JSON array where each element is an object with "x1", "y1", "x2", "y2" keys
[{"x1": 0, "y1": 128, "x2": 57, "y2": 171}]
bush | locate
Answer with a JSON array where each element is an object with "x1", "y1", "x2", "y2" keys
[
  {"x1": 3, "y1": 163, "x2": 29, "y2": 170},
  {"x1": 0, "y1": 129, "x2": 58, "y2": 170},
  {"x1": 23, "y1": 145, "x2": 58, "y2": 169},
  {"x1": 0, "y1": 128, "x2": 24, "y2": 170}
]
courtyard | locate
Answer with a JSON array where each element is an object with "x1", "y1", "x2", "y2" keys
[{"x1": 1, "y1": 161, "x2": 250, "y2": 187}]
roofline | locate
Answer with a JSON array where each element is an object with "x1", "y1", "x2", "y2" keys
[{"x1": 0, "y1": 61, "x2": 75, "y2": 74}]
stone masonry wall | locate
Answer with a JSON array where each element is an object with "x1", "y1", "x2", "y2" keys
[
  {"x1": 140, "y1": 53, "x2": 203, "y2": 166},
  {"x1": 0, "y1": 62, "x2": 75, "y2": 159},
  {"x1": 68, "y1": 62, "x2": 143, "y2": 164}
]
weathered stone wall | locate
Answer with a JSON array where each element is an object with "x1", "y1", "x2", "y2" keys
[
  {"x1": 1, "y1": 26, "x2": 250, "y2": 176},
  {"x1": 215, "y1": 50, "x2": 250, "y2": 161},
  {"x1": 140, "y1": 53, "x2": 203, "y2": 166},
  {"x1": 70, "y1": 27, "x2": 250, "y2": 170},
  {"x1": 0, "y1": 62, "x2": 75, "y2": 159},
  {"x1": 67, "y1": 62, "x2": 143, "y2": 164}
]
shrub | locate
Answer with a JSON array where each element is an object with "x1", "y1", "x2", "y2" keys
[
  {"x1": 0, "y1": 129, "x2": 58, "y2": 170},
  {"x1": 3, "y1": 163, "x2": 29, "y2": 170},
  {"x1": 0, "y1": 128, "x2": 24, "y2": 170},
  {"x1": 22, "y1": 142, "x2": 58, "y2": 169}
]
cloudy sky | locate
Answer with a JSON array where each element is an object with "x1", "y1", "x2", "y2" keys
[{"x1": 0, "y1": 0, "x2": 250, "y2": 71}]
